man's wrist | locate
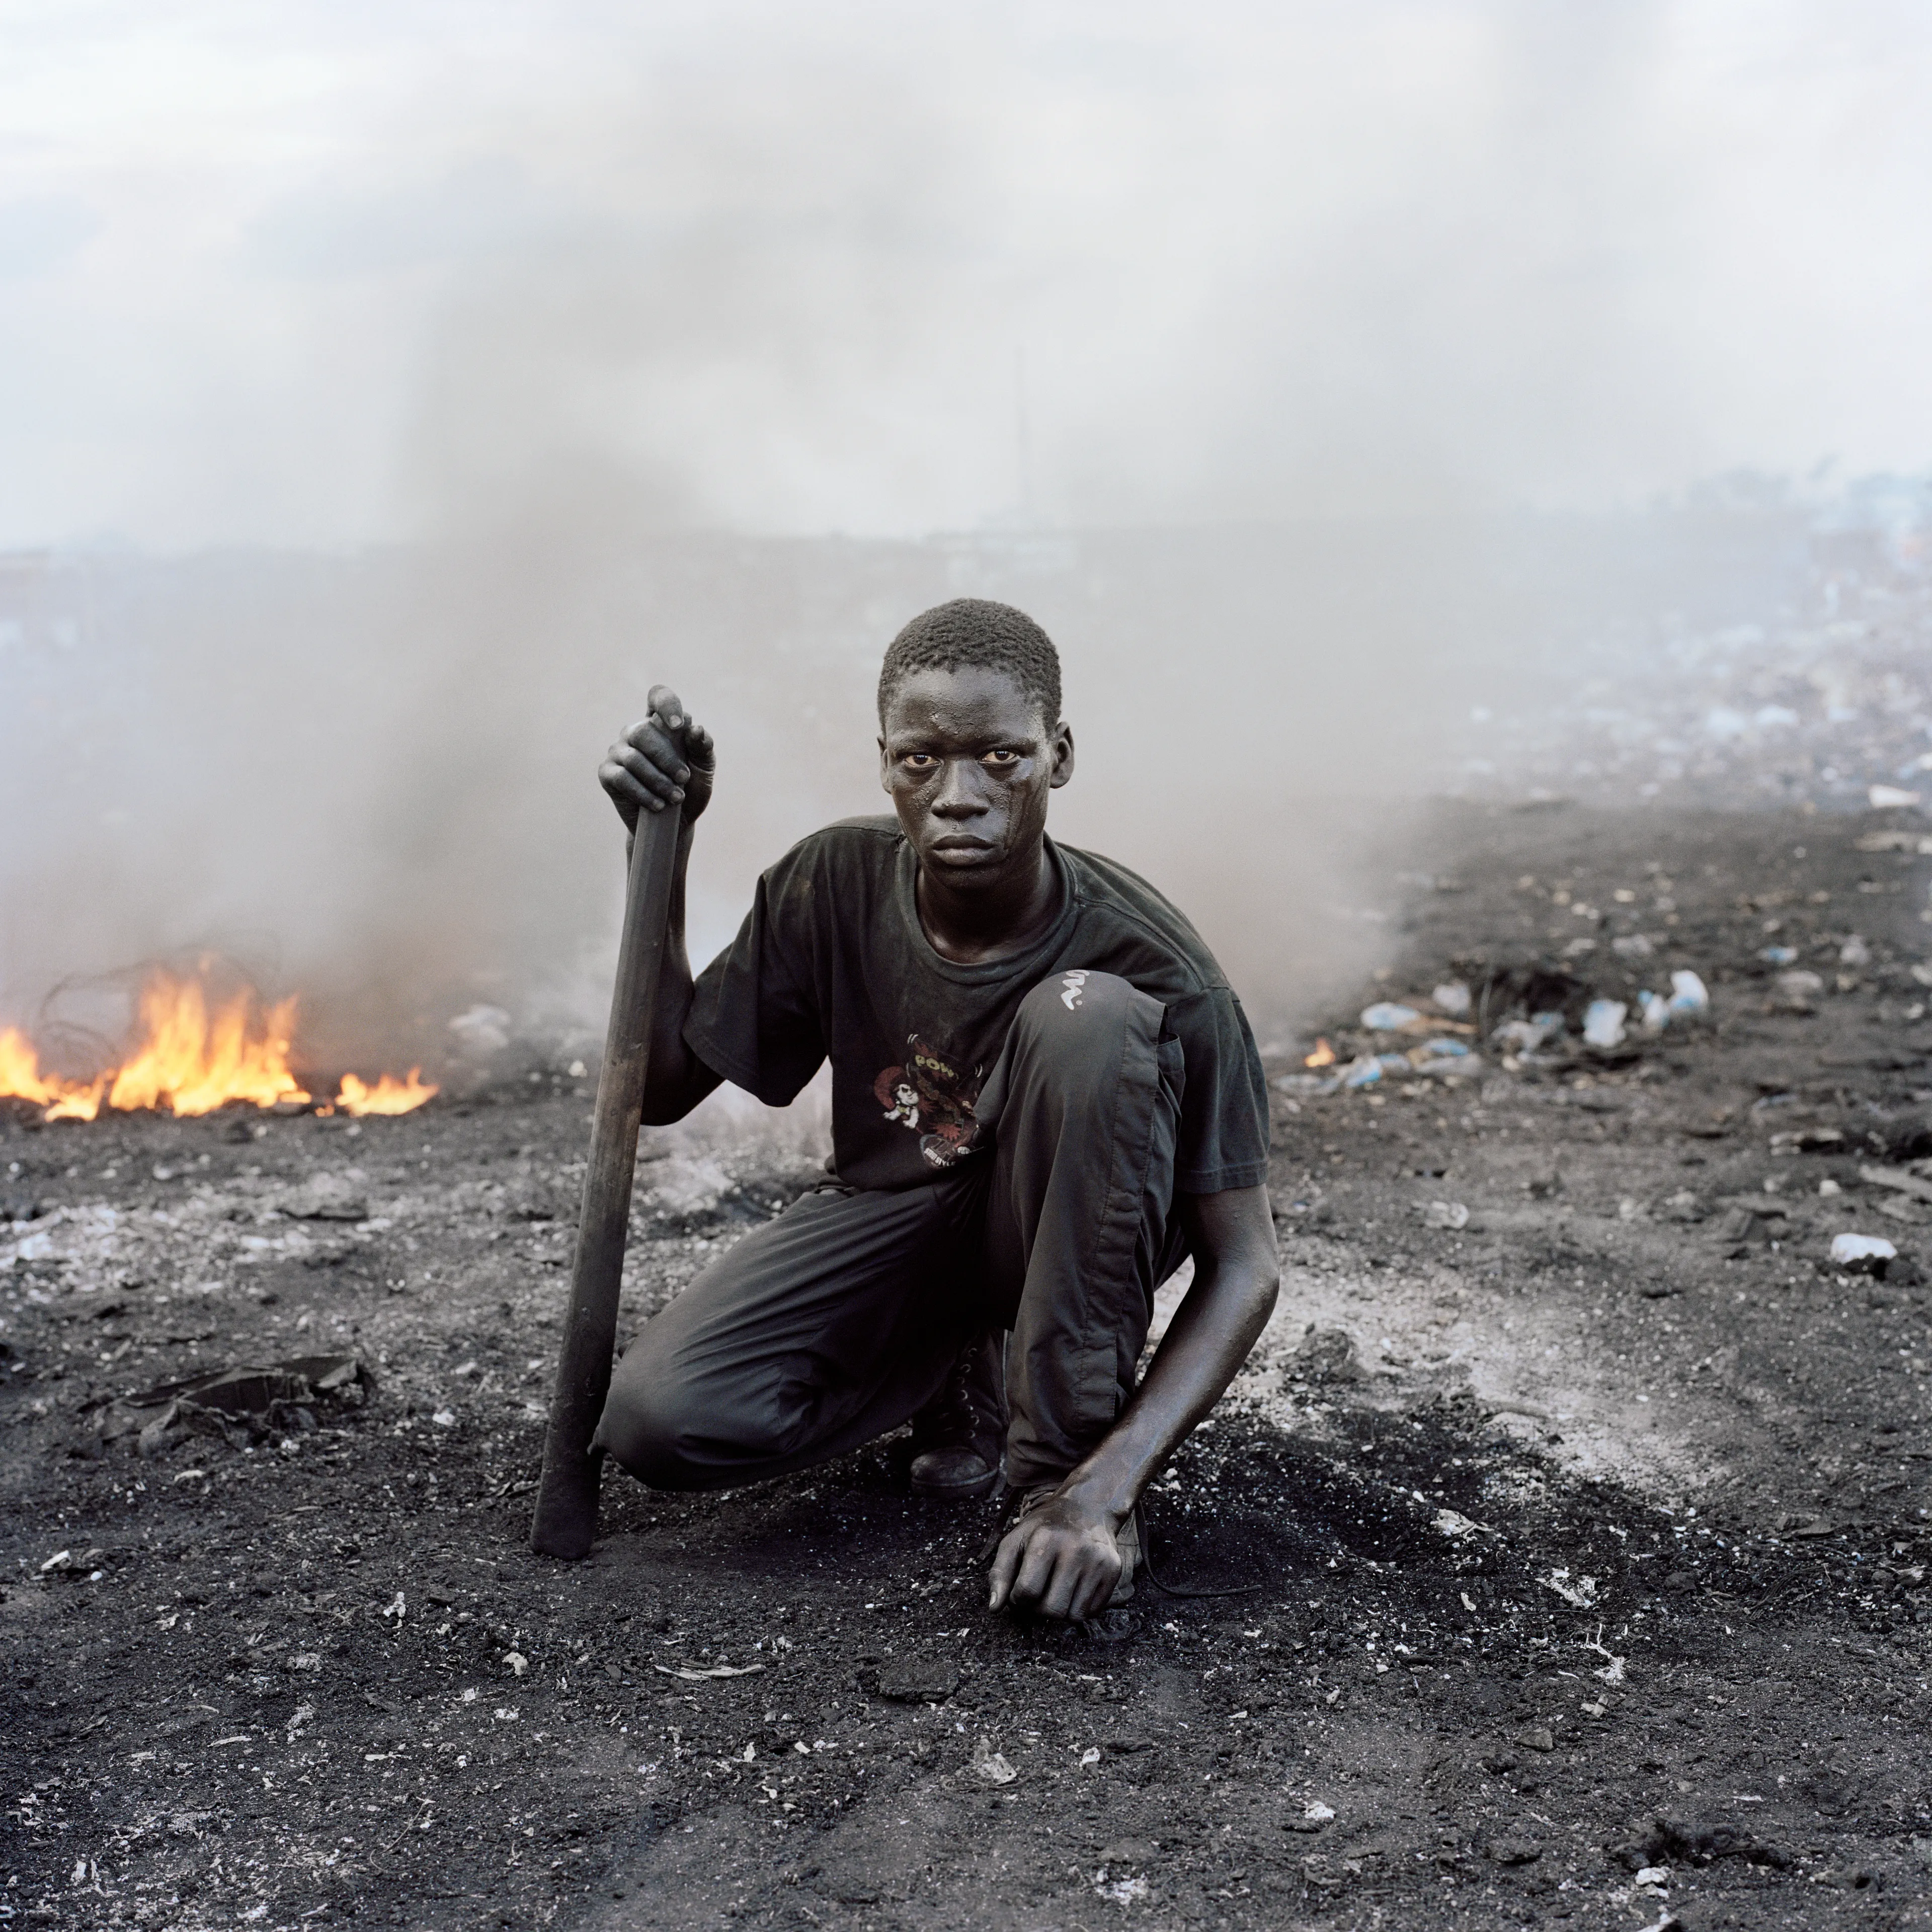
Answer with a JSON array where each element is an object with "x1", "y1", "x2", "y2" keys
[{"x1": 1056, "y1": 1464, "x2": 1139, "y2": 1528}]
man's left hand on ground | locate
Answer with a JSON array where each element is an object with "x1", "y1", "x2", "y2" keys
[
  {"x1": 987, "y1": 1490, "x2": 1125, "y2": 1623},
  {"x1": 985, "y1": 1181, "x2": 1279, "y2": 1621}
]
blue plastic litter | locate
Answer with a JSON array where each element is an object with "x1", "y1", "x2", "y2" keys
[
  {"x1": 1667, "y1": 970, "x2": 1709, "y2": 1016},
  {"x1": 1360, "y1": 1003, "x2": 1420, "y2": 1032},
  {"x1": 1583, "y1": 999, "x2": 1628, "y2": 1048}
]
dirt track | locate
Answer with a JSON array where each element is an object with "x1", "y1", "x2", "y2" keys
[{"x1": 5, "y1": 800, "x2": 1932, "y2": 1930}]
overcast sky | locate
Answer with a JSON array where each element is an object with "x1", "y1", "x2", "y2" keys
[{"x1": 3, "y1": 0, "x2": 1929, "y2": 549}]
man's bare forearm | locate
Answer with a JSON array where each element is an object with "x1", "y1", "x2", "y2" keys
[{"x1": 1058, "y1": 1185, "x2": 1279, "y2": 1522}]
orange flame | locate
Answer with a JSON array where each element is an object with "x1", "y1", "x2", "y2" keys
[
  {"x1": 0, "y1": 970, "x2": 435, "y2": 1122},
  {"x1": 105, "y1": 978, "x2": 308, "y2": 1116},
  {"x1": 333, "y1": 1069, "x2": 438, "y2": 1116},
  {"x1": 1304, "y1": 1037, "x2": 1336, "y2": 1069},
  {"x1": 0, "y1": 1029, "x2": 107, "y2": 1120}
]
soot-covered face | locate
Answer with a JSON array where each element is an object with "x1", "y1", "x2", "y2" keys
[{"x1": 878, "y1": 665, "x2": 1074, "y2": 895}]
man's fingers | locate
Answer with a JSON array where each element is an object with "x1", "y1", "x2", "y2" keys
[
  {"x1": 619, "y1": 719, "x2": 692, "y2": 785},
  {"x1": 1069, "y1": 1550, "x2": 1121, "y2": 1623},
  {"x1": 646, "y1": 684, "x2": 687, "y2": 732},
  {"x1": 1012, "y1": 1532, "x2": 1064, "y2": 1614},
  {"x1": 612, "y1": 744, "x2": 684, "y2": 801},
  {"x1": 986, "y1": 1523, "x2": 1029, "y2": 1611}
]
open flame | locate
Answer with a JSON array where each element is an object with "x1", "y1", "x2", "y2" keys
[
  {"x1": 328, "y1": 1070, "x2": 439, "y2": 1118},
  {"x1": 0, "y1": 969, "x2": 436, "y2": 1122},
  {"x1": 1304, "y1": 1036, "x2": 1337, "y2": 1069}
]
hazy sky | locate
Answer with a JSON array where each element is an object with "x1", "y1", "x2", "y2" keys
[{"x1": 3, "y1": 0, "x2": 1929, "y2": 548}]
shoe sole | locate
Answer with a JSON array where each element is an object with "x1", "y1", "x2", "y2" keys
[{"x1": 909, "y1": 1466, "x2": 1000, "y2": 1500}]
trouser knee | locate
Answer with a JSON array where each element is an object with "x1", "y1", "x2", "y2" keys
[
  {"x1": 593, "y1": 1365, "x2": 701, "y2": 1488},
  {"x1": 1010, "y1": 968, "x2": 1142, "y2": 1073}
]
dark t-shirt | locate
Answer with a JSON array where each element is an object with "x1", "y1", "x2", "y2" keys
[{"x1": 684, "y1": 817, "x2": 1270, "y2": 1196}]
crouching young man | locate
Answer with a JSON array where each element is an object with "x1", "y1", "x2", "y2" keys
[{"x1": 592, "y1": 599, "x2": 1279, "y2": 1621}]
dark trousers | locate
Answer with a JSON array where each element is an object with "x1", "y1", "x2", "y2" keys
[{"x1": 594, "y1": 971, "x2": 1188, "y2": 1492}]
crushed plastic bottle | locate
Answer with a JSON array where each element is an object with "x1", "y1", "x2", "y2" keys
[
  {"x1": 1583, "y1": 999, "x2": 1628, "y2": 1049},
  {"x1": 1341, "y1": 1057, "x2": 1383, "y2": 1089},
  {"x1": 1759, "y1": 945, "x2": 1797, "y2": 967},
  {"x1": 1830, "y1": 1232, "x2": 1897, "y2": 1270},
  {"x1": 1431, "y1": 983, "x2": 1472, "y2": 1017},
  {"x1": 1667, "y1": 970, "x2": 1709, "y2": 1017},
  {"x1": 1492, "y1": 1012, "x2": 1566, "y2": 1055},
  {"x1": 1637, "y1": 990, "x2": 1670, "y2": 1031},
  {"x1": 1360, "y1": 1003, "x2": 1420, "y2": 1032}
]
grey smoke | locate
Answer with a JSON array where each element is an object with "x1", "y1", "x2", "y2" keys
[{"x1": 0, "y1": 5, "x2": 1924, "y2": 1077}]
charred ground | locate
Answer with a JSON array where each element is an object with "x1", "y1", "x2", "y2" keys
[{"x1": 4, "y1": 800, "x2": 1932, "y2": 1930}]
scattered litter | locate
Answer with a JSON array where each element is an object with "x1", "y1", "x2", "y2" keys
[
  {"x1": 1513, "y1": 1726, "x2": 1555, "y2": 1753},
  {"x1": 1492, "y1": 1012, "x2": 1565, "y2": 1054},
  {"x1": 380, "y1": 1592, "x2": 406, "y2": 1622},
  {"x1": 1539, "y1": 1569, "x2": 1598, "y2": 1609},
  {"x1": 123, "y1": 1355, "x2": 373, "y2": 1454},
  {"x1": 1637, "y1": 991, "x2": 1669, "y2": 1031},
  {"x1": 1830, "y1": 1233, "x2": 1898, "y2": 1272},
  {"x1": 1868, "y1": 785, "x2": 1922, "y2": 810},
  {"x1": 1860, "y1": 1165, "x2": 1932, "y2": 1204},
  {"x1": 874, "y1": 1662, "x2": 961, "y2": 1704},
  {"x1": 1583, "y1": 1000, "x2": 1628, "y2": 1049},
  {"x1": 1301, "y1": 1800, "x2": 1336, "y2": 1823},
  {"x1": 1360, "y1": 1003, "x2": 1420, "y2": 1032},
  {"x1": 39, "y1": 1549, "x2": 72, "y2": 1574},
  {"x1": 1431, "y1": 983, "x2": 1471, "y2": 1016},
  {"x1": 1424, "y1": 1201, "x2": 1470, "y2": 1231},
  {"x1": 1340, "y1": 1057, "x2": 1383, "y2": 1090},
  {"x1": 1667, "y1": 970, "x2": 1708, "y2": 1017},
  {"x1": 431, "y1": 1409, "x2": 456, "y2": 1428},
  {"x1": 1433, "y1": 1509, "x2": 1483, "y2": 1539},
  {"x1": 1839, "y1": 935, "x2": 1872, "y2": 969},
  {"x1": 1759, "y1": 945, "x2": 1797, "y2": 966},
  {"x1": 653, "y1": 1662, "x2": 765, "y2": 1682},
  {"x1": 1774, "y1": 969, "x2": 1825, "y2": 1005},
  {"x1": 1612, "y1": 935, "x2": 1654, "y2": 960},
  {"x1": 971, "y1": 1737, "x2": 1017, "y2": 1786},
  {"x1": 504, "y1": 1652, "x2": 529, "y2": 1677},
  {"x1": 1583, "y1": 1632, "x2": 1627, "y2": 1684},
  {"x1": 1079, "y1": 1747, "x2": 1101, "y2": 1767}
]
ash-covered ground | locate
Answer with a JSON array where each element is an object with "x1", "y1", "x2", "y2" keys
[{"x1": 7, "y1": 787, "x2": 1932, "y2": 1932}]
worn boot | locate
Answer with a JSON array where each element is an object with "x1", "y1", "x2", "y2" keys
[{"x1": 909, "y1": 1333, "x2": 1005, "y2": 1499}]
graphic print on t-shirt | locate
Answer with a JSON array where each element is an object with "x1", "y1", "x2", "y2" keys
[{"x1": 871, "y1": 1034, "x2": 985, "y2": 1170}]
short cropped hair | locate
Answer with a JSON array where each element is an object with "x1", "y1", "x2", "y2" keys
[{"x1": 877, "y1": 599, "x2": 1062, "y2": 731}]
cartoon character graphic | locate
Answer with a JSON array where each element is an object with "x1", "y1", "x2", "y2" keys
[{"x1": 872, "y1": 1034, "x2": 985, "y2": 1168}]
